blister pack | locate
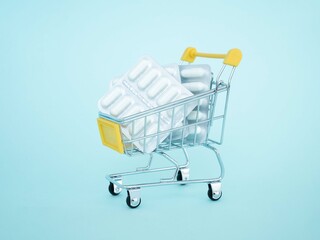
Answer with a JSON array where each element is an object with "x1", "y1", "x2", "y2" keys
[
  {"x1": 110, "y1": 64, "x2": 181, "y2": 87},
  {"x1": 163, "y1": 64, "x2": 181, "y2": 83},
  {"x1": 98, "y1": 56, "x2": 196, "y2": 153},
  {"x1": 165, "y1": 64, "x2": 212, "y2": 144}
]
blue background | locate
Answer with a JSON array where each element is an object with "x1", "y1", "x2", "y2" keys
[{"x1": 1, "y1": 0, "x2": 320, "y2": 239}]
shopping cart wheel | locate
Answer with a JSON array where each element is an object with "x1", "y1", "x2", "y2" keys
[
  {"x1": 108, "y1": 182, "x2": 122, "y2": 196},
  {"x1": 126, "y1": 189, "x2": 141, "y2": 208},
  {"x1": 177, "y1": 167, "x2": 190, "y2": 182},
  {"x1": 177, "y1": 171, "x2": 183, "y2": 181},
  {"x1": 207, "y1": 183, "x2": 222, "y2": 201}
]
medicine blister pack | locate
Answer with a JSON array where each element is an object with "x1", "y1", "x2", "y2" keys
[
  {"x1": 98, "y1": 56, "x2": 196, "y2": 153},
  {"x1": 165, "y1": 64, "x2": 212, "y2": 144},
  {"x1": 109, "y1": 64, "x2": 181, "y2": 88},
  {"x1": 163, "y1": 64, "x2": 181, "y2": 83}
]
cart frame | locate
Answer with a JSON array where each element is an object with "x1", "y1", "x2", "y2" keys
[{"x1": 97, "y1": 47, "x2": 242, "y2": 208}]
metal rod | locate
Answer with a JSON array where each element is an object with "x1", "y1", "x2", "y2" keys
[{"x1": 136, "y1": 154, "x2": 153, "y2": 171}]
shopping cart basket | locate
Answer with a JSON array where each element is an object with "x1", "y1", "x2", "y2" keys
[{"x1": 97, "y1": 47, "x2": 242, "y2": 208}]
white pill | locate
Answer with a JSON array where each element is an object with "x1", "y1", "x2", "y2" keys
[
  {"x1": 100, "y1": 87, "x2": 124, "y2": 108},
  {"x1": 186, "y1": 111, "x2": 207, "y2": 121},
  {"x1": 137, "y1": 69, "x2": 159, "y2": 89},
  {"x1": 128, "y1": 60, "x2": 150, "y2": 80},
  {"x1": 182, "y1": 82, "x2": 209, "y2": 92},
  {"x1": 199, "y1": 98, "x2": 209, "y2": 106},
  {"x1": 110, "y1": 96, "x2": 132, "y2": 117},
  {"x1": 187, "y1": 125, "x2": 206, "y2": 143},
  {"x1": 147, "y1": 78, "x2": 169, "y2": 98},
  {"x1": 187, "y1": 111, "x2": 207, "y2": 121},
  {"x1": 180, "y1": 68, "x2": 207, "y2": 78},
  {"x1": 124, "y1": 105, "x2": 142, "y2": 117},
  {"x1": 188, "y1": 126, "x2": 203, "y2": 135},
  {"x1": 157, "y1": 87, "x2": 180, "y2": 105}
]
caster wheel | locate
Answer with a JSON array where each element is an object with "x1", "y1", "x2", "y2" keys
[
  {"x1": 126, "y1": 191, "x2": 141, "y2": 209},
  {"x1": 207, "y1": 184, "x2": 222, "y2": 201},
  {"x1": 177, "y1": 170, "x2": 183, "y2": 181},
  {"x1": 176, "y1": 168, "x2": 189, "y2": 183},
  {"x1": 108, "y1": 182, "x2": 121, "y2": 196}
]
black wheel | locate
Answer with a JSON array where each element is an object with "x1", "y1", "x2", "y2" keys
[
  {"x1": 126, "y1": 194, "x2": 141, "y2": 209},
  {"x1": 177, "y1": 170, "x2": 183, "y2": 181},
  {"x1": 108, "y1": 182, "x2": 120, "y2": 196},
  {"x1": 177, "y1": 170, "x2": 187, "y2": 185},
  {"x1": 207, "y1": 184, "x2": 222, "y2": 201}
]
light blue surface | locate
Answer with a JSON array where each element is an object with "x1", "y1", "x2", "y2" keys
[{"x1": 1, "y1": 1, "x2": 320, "y2": 239}]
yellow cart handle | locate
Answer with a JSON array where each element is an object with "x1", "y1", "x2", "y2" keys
[{"x1": 180, "y1": 47, "x2": 242, "y2": 67}]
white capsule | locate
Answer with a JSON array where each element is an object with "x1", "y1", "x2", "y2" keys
[
  {"x1": 110, "y1": 96, "x2": 132, "y2": 117},
  {"x1": 100, "y1": 87, "x2": 124, "y2": 108},
  {"x1": 180, "y1": 68, "x2": 208, "y2": 78},
  {"x1": 187, "y1": 111, "x2": 207, "y2": 121},
  {"x1": 157, "y1": 87, "x2": 180, "y2": 105},
  {"x1": 199, "y1": 98, "x2": 209, "y2": 106},
  {"x1": 137, "y1": 69, "x2": 159, "y2": 89},
  {"x1": 147, "y1": 78, "x2": 169, "y2": 98},
  {"x1": 187, "y1": 125, "x2": 207, "y2": 143},
  {"x1": 182, "y1": 82, "x2": 209, "y2": 92},
  {"x1": 128, "y1": 60, "x2": 150, "y2": 80},
  {"x1": 188, "y1": 126, "x2": 203, "y2": 135},
  {"x1": 124, "y1": 105, "x2": 142, "y2": 117}
]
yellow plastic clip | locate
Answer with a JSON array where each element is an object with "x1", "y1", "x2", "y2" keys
[
  {"x1": 97, "y1": 118, "x2": 124, "y2": 154},
  {"x1": 180, "y1": 47, "x2": 242, "y2": 67}
]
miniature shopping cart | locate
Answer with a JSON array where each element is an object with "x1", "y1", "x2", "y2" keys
[{"x1": 97, "y1": 47, "x2": 242, "y2": 208}]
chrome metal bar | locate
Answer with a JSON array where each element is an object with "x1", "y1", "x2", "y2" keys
[
  {"x1": 106, "y1": 144, "x2": 223, "y2": 190},
  {"x1": 108, "y1": 166, "x2": 178, "y2": 179},
  {"x1": 193, "y1": 99, "x2": 200, "y2": 145},
  {"x1": 168, "y1": 107, "x2": 175, "y2": 151},
  {"x1": 158, "y1": 152, "x2": 180, "y2": 182},
  {"x1": 143, "y1": 116, "x2": 147, "y2": 152},
  {"x1": 136, "y1": 154, "x2": 153, "y2": 171},
  {"x1": 110, "y1": 178, "x2": 223, "y2": 189},
  {"x1": 203, "y1": 143, "x2": 225, "y2": 179},
  {"x1": 156, "y1": 112, "x2": 161, "y2": 151},
  {"x1": 215, "y1": 65, "x2": 226, "y2": 88},
  {"x1": 99, "y1": 87, "x2": 228, "y2": 124},
  {"x1": 180, "y1": 147, "x2": 190, "y2": 168},
  {"x1": 108, "y1": 148, "x2": 190, "y2": 179},
  {"x1": 131, "y1": 121, "x2": 135, "y2": 155},
  {"x1": 220, "y1": 67, "x2": 236, "y2": 144},
  {"x1": 212, "y1": 115, "x2": 225, "y2": 120},
  {"x1": 181, "y1": 102, "x2": 187, "y2": 147},
  {"x1": 121, "y1": 119, "x2": 212, "y2": 145}
]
